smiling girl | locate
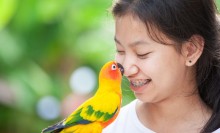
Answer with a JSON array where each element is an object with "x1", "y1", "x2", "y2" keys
[{"x1": 103, "y1": 0, "x2": 220, "y2": 133}]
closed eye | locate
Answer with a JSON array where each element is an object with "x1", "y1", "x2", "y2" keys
[
  {"x1": 116, "y1": 50, "x2": 125, "y2": 55},
  {"x1": 137, "y1": 52, "x2": 151, "y2": 59}
]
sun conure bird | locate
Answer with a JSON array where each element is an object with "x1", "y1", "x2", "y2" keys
[{"x1": 42, "y1": 61, "x2": 124, "y2": 133}]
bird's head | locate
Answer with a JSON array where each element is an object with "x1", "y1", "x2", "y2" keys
[{"x1": 99, "y1": 61, "x2": 124, "y2": 84}]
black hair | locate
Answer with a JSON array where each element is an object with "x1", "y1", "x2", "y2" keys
[{"x1": 111, "y1": 0, "x2": 220, "y2": 132}]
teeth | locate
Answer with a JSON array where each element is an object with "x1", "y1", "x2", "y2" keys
[{"x1": 130, "y1": 79, "x2": 150, "y2": 87}]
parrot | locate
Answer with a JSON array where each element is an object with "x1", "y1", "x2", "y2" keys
[{"x1": 42, "y1": 61, "x2": 124, "y2": 133}]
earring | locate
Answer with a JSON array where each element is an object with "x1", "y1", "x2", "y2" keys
[{"x1": 189, "y1": 60, "x2": 192, "y2": 63}]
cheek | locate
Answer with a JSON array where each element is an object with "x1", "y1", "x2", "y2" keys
[
  {"x1": 149, "y1": 52, "x2": 185, "y2": 89},
  {"x1": 107, "y1": 69, "x2": 122, "y2": 80}
]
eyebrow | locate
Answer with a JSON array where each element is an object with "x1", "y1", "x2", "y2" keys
[{"x1": 114, "y1": 36, "x2": 149, "y2": 47}]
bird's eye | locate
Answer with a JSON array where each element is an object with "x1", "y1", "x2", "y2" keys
[{"x1": 111, "y1": 64, "x2": 117, "y2": 70}]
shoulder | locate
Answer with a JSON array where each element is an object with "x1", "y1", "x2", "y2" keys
[
  {"x1": 213, "y1": 128, "x2": 220, "y2": 133},
  {"x1": 102, "y1": 99, "x2": 156, "y2": 133},
  {"x1": 116, "y1": 99, "x2": 138, "y2": 118},
  {"x1": 120, "y1": 99, "x2": 137, "y2": 113}
]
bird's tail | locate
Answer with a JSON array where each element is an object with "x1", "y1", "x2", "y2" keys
[
  {"x1": 42, "y1": 121, "x2": 65, "y2": 133},
  {"x1": 42, "y1": 122, "x2": 103, "y2": 133},
  {"x1": 61, "y1": 122, "x2": 103, "y2": 133}
]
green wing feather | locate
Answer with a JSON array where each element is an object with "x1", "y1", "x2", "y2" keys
[
  {"x1": 64, "y1": 104, "x2": 118, "y2": 126},
  {"x1": 63, "y1": 92, "x2": 120, "y2": 127}
]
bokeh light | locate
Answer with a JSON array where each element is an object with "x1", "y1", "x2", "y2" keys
[
  {"x1": 69, "y1": 66, "x2": 97, "y2": 95},
  {"x1": 37, "y1": 96, "x2": 61, "y2": 120}
]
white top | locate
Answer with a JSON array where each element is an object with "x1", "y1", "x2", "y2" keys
[{"x1": 102, "y1": 99, "x2": 220, "y2": 133}]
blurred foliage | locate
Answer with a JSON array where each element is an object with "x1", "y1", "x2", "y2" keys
[
  {"x1": 217, "y1": 0, "x2": 220, "y2": 12},
  {"x1": 0, "y1": 0, "x2": 135, "y2": 132}
]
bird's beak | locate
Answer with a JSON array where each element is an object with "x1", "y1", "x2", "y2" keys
[{"x1": 117, "y1": 63, "x2": 124, "y2": 76}]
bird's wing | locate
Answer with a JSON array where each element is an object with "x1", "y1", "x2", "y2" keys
[{"x1": 64, "y1": 92, "x2": 121, "y2": 126}]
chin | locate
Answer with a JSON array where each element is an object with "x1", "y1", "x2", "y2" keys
[{"x1": 135, "y1": 93, "x2": 159, "y2": 104}]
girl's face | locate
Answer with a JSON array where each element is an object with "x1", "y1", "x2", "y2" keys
[{"x1": 115, "y1": 14, "x2": 192, "y2": 103}]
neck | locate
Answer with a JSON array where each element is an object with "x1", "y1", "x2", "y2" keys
[{"x1": 137, "y1": 93, "x2": 211, "y2": 132}]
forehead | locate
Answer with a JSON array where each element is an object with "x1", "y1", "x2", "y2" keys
[
  {"x1": 115, "y1": 14, "x2": 149, "y2": 44},
  {"x1": 115, "y1": 14, "x2": 180, "y2": 50},
  {"x1": 115, "y1": 14, "x2": 146, "y2": 35}
]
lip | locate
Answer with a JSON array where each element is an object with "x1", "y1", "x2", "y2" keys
[{"x1": 129, "y1": 79, "x2": 151, "y2": 93}]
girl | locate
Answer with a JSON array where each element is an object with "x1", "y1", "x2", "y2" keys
[{"x1": 103, "y1": 0, "x2": 220, "y2": 133}]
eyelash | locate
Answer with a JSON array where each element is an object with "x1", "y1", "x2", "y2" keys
[
  {"x1": 116, "y1": 50, "x2": 125, "y2": 55},
  {"x1": 137, "y1": 52, "x2": 151, "y2": 59},
  {"x1": 116, "y1": 50, "x2": 151, "y2": 59}
]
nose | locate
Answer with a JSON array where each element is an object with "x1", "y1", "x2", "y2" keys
[
  {"x1": 115, "y1": 52, "x2": 138, "y2": 77},
  {"x1": 117, "y1": 63, "x2": 124, "y2": 76},
  {"x1": 120, "y1": 59, "x2": 138, "y2": 77}
]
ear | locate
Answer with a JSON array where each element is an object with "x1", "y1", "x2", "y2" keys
[{"x1": 181, "y1": 35, "x2": 204, "y2": 66}]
